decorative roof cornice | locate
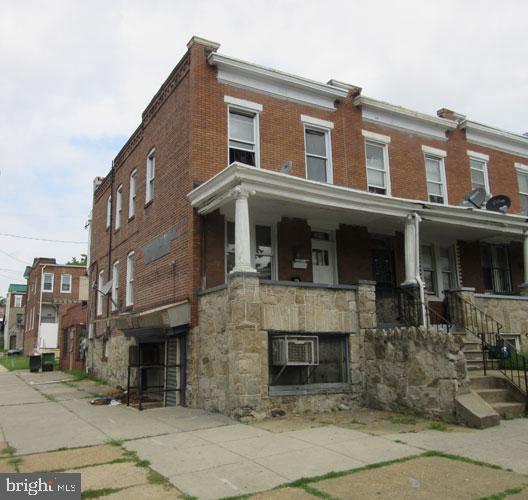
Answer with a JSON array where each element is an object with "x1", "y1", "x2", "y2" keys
[{"x1": 208, "y1": 53, "x2": 348, "y2": 111}]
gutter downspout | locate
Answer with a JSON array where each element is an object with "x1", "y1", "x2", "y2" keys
[{"x1": 412, "y1": 213, "x2": 426, "y2": 328}]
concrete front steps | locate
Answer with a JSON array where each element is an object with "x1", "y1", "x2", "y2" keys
[{"x1": 470, "y1": 375, "x2": 526, "y2": 419}]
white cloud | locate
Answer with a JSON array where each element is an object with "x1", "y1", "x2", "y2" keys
[{"x1": 1, "y1": 0, "x2": 527, "y2": 293}]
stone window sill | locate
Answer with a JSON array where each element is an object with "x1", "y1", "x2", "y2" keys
[{"x1": 269, "y1": 382, "x2": 351, "y2": 397}]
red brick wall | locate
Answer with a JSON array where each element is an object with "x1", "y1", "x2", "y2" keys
[
  {"x1": 59, "y1": 303, "x2": 87, "y2": 371},
  {"x1": 336, "y1": 225, "x2": 372, "y2": 283},
  {"x1": 10, "y1": 293, "x2": 26, "y2": 308},
  {"x1": 277, "y1": 218, "x2": 313, "y2": 282},
  {"x1": 458, "y1": 241, "x2": 485, "y2": 293}
]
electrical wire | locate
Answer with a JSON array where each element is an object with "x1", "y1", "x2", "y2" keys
[{"x1": 0, "y1": 232, "x2": 87, "y2": 244}]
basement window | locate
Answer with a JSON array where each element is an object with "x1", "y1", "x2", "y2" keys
[{"x1": 269, "y1": 333, "x2": 349, "y2": 395}]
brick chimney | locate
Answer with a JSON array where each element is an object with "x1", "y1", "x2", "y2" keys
[{"x1": 437, "y1": 108, "x2": 466, "y2": 123}]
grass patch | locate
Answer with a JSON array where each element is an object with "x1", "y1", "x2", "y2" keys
[
  {"x1": 42, "y1": 393, "x2": 58, "y2": 402},
  {"x1": 477, "y1": 486, "x2": 525, "y2": 500},
  {"x1": 107, "y1": 439, "x2": 124, "y2": 447},
  {"x1": 422, "y1": 450, "x2": 505, "y2": 470},
  {"x1": 386, "y1": 415, "x2": 417, "y2": 425},
  {"x1": 0, "y1": 356, "x2": 29, "y2": 371},
  {"x1": 428, "y1": 421, "x2": 448, "y2": 431},
  {"x1": 8, "y1": 456, "x2": 23, "y2": 467},
  {"x1": 2, "y1": 446, "x2": 16, "y2": 457},
  {"x1": 63, "y1": 369, "x2": 108, "y2": 385},
  {"x1": 82, "y1": 487, "x2": 123, "y2": 499},
  {"x1": 147, "y1": 469, "x2": 171, "y2": 486},
  {"x1": 181, "y1": 495, "x2": 199, "y2": 500},
  {"x1": 393, "y1": 439, "x2": 407, "y2": 444}
]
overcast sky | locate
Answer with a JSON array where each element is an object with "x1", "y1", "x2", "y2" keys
[{"x1": 1, "y1": 0, "x2": 527, "y2": 295}]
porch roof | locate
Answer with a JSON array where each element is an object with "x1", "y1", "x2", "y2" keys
[{"x1": 188, "y1": 163, "x2": 528, "y2": 238}]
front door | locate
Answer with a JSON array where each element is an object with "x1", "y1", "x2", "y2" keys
[{"x1": 312, "y1": 239, "x2": 335, "y2": 285}]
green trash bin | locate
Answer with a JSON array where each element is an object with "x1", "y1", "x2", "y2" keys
[{"x1": 42, "y1": 353, "x2": 55, "y2": 372}]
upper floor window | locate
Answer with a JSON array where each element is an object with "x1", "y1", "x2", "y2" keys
[
  {"x1": 43, "y1": 272, "x2": 54, "y2": 292},
  {"x1": 97, "y1": 270, "x2": 104, "y2": 316},
  {"x1": 515, "y1": 163, "x2": 528, "y2": 214},
  {"x1": 60, "y1": 274, "x2": 72, "y2": 293},
  {"x1": 115, "y1": 185, "x2": 123, "y2": 230},
  {"x1": 468, "y1": 151, "x2": 490, "y2": 194},
  {"x1": 366, "y1": 142, "x2": 390, "y2": 195},
  {"x1": 129, "y1": 170, "x2": 137, "y2": 218},
  {"x1": 106, "y1": 195, "x2": 112, "y2": 228},
  {"x1": 422, "y1": 147, "x2": 448, "y2": 204},
  {"x1": 146, "y1": 149, "x2": 155, "y2": 204},
  {"x1": 14, "y1": 295, "x2": 22, "y2": 308},
  {"x1": 111, "y1": 260, "x2": 119, "y2": 312},
  {"x1": 228, "y1": 109, "x2": 258, "y2": 167},
  {"x1": 126, "y1": 252, "x2": 135, "y2": 307},
  {"x1": 302, "y1": 115, "x2": 333, "y2": 184}
]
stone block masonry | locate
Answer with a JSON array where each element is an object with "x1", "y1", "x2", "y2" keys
[{"x1": 364, "y1": 327, "x2": 469, "y2": 422}]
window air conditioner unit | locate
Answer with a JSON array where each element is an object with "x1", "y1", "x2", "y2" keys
[{"x1": 271, "y1": 336, "x2": 319, "y2": 366}]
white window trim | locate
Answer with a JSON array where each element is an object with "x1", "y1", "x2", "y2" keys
[
  {"x1": 362, "y1": 129, "x2": 391, "y2": 144},
  {"x1": 422, "y1": 145, "x2": 447, "y2": 158},
  {"x1": 514, "y1": 162, "x2": 528, "y2": 173},
  {"x1": 421, "y1": 243, "x2": 457, "y2": 300},
  {"x1": 42, "y1": 272, "x2": 54, "y2": 292},
  {"x1": 424, "y1": 153, "x2": 449, "y2": 205},
  {"x1": 468, "y1": 154, "x2": 490, "y2": 194},
  {"x1": 111, "y1": 260, "x2": 119, "y2": 312},
  {"x1": 115, "y1": 185, "x2": 123, "y2": 230},
  {"x1": 126, "y1": 251, "x2": 135, "y2": 307},
  {"x1": 301, "y1": 115, "x2": 334, "y2": 130},
  {"x1": 466, "y1": 150, "x2": 489, "y2": 161},
  {"x1": 14, "y1": 295, "x2": 22, "y2": 308},
  {"x1": 227, "y1": 104, "x2": 261, "y2": 168},
  {"x1": 365, "y1": 140, "x2": 391, "y2": 196},
  {"x1": 146, "y1": 149, "x2": 155, "y2": 204},
  {"x1": 224, "y1": 95, "x2": 263, "y2": 112},
  {"x1": 97, "y1": 271, "x2": 104, "y2": 316},
  {"x1": 60, "y1": 274, "x2": 72, "y2": 294},
  {"x1": 303, "y1": 124, "x2": 334, "y2": 184},
  {"x1": 106, "y1": 195, "x2": 112, "y2": 228},
  {"x1": 129, "y1": 169, "x2": 137, "y2": 219}
]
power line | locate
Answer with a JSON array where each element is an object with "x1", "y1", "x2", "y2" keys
[
  {"x1": 0, "y1": 232, "x2": 87, "y2": 244},
  {"x1": 0, "y1": 249, "x2": 28, "y2": 265}
]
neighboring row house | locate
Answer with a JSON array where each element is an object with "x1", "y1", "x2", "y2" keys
[
  {"x1": 23, "y1": 258, "x2": 88, "y2": 355},
  {"x1": 3, "y1": 284, "x2": 27, "y2": 350},
  {"x1": 87, "y1": 37, "x2": 528, "y2": 418}
]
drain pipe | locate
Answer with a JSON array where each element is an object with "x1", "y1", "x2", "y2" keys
[{"x1": 412, "y1": 213, "x2": 426, "y2": 328}]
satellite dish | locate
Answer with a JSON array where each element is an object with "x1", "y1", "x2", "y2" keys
[
  {"x1": 279, "y1": 160, "x2": 292, "y2": 175},
  {"x1": 99, "y1": 280, "x2": 113, "y2": 296},
  {"x1": 486, "y1": 195, "x2": 511, "y2": 213},
  {"x1": 459, "y1": 187, "x2": 487, "y2": 209}
]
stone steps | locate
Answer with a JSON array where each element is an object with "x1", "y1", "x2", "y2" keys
[
  {"x1": 492, "y1": 401, "x2": 526, "y2": 419},
  {"x1": 475, "y1": 388, "x2": 512, "y2": 404}
]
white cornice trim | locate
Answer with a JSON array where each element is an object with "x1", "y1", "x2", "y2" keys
[
  {"x1": 467, "y1": 150, "x2": 489, "y2": 161},
  {"x1": 224, "y1": 95, "x2": 263, "y2": 112},
  {"x1": 209, "y1": 53, "x2": 348, "y2": 111},
  {"x1": 301, "y1": 115, "x2": 334, "y2": 130},
  {"x1": 354, "y1": 96, "x2": 457, "y2": 141},
  {"x1": 422, "y1": 145, "x2": 447, "y2": 158},
  {"x1": 188, "y1": 163, "x2": 527, "y2": 236},
  {"x1": 461, "y1": 120, "x2": 528, "y2": 158},
  {"x1": 362, "y1": 129, "x2": 391, "y2": 144}
]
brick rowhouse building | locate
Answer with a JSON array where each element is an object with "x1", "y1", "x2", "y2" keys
[
  {"x1": 24, "y1": 258, "x2": 88, "y2": 355},
  {"x1": 88, "y1": 36, "x2": 528, "y2": 418},
  {"x1": 3, "y1": 284, "x2": 27, "y2": 350}
]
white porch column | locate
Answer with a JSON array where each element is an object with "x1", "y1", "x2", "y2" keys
[
  {"x1": 232, "y1": 186, "x2": 256, "y2": 274},
  {"x1": 402, "y1": 213, "x2": 422, "y2": 286},
  {"x1": 520, "y1": 230, "x2": 528, "y2": 295}
]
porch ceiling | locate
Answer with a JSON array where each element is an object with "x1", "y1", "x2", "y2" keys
[{"x1": 189, "y1": 163, "x2": 528, "y2": 241}]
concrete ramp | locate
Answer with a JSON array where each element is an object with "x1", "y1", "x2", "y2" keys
[{"x1": 455, "y1": 390, "x2": 500, "y2": 429}]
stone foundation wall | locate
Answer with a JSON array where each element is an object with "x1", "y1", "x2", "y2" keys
[
  {"x1": 86, "y1": 331, "x2": 135, "y2": 387},
  {"x1": 364, "y1": 327, "x2": 468, "y2": 422},
  {"x1": 189, "y1": 277, "x2": 370, "y2": 417},
  {"x1": 474, "y1": 295, "x2": 528, "y2": 347}
]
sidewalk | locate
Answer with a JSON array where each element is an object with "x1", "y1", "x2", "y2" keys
[{"x1": 0, "y1": 369, "x2": 527, "y2": 499}]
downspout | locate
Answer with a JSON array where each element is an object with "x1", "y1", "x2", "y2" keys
[{"x1": 412, "y1": 213, "x2": 426, "y2": 327}]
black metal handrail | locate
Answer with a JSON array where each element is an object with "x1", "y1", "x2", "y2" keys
[
  {"x1": 398, "y1": 286, "x2": 451, "y2": 334},
  {"x1": 445, "y1": 291, "x2": 527, "y2": 410}
]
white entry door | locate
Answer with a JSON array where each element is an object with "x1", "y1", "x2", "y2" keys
[{"x1": 311, "y1": 239, "x2": 335, "y2": 285}]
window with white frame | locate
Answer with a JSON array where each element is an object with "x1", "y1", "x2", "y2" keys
[
  {"x1": 14, "y1": 295, "x2": 22, "y2": 308},
  {"x1": 305, "y1": 127, "x2": 332, "y2": 183},
  {"x1": 97, "y1": 270, "x2": 104, "y2": 316},
  {"x1": 228, "y1": 108, "x2": 258, "y2": 167},
  {"x1": 365, "y1": 141, "x2": 390, "y2": 195},
  {"x1": 424, "y1": 149, "x2": 447, "y2": 204},
  {"x1": 111, "y1": 260, "x2": 119, "y2": 311},
  {"x1": 468, "y1": 153, "x2": 490, "y2": 194},
  {"x1": 421, "y1": 244, "x2": 456, "y2": 296},
  {"x1": 106, "y1": 195, "x2": 112, "y2": 228},
  {"x1": 129, "y1": 170, "x2": 137, "y2": 218},
  {"x1": 481, "y1": 244, "x2": 512, "y2": 294},
  {"x1": 126, "y1": 252, "x2": 134, "y2": 307},
  {"x1": 115, "y1": 185, "x2": 123, "y2": 229},
  {"x1": 60, "y1": 274, "x2": 72, "y2": 293},
  {"x1": 515, "y1": 163, "x2": 528, "y2": 214},
  {"x1": 43, "y1": 272, "x2": 54, "y2": 292},
  {"x1": 146, "y1": 150, "x2": 155, "y2": 204}
]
